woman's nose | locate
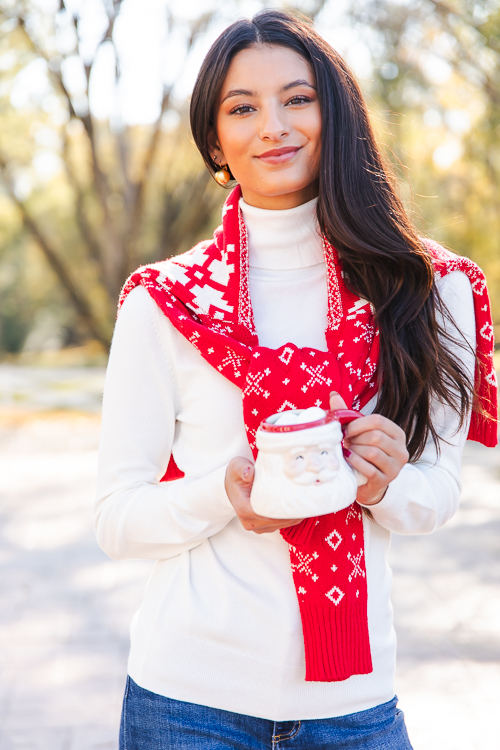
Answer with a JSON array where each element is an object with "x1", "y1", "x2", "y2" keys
[{"x1": 259, "y1": 103, "x2": 289, "y2": 141}]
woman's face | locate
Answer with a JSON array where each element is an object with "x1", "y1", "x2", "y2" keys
[{"x1": 211, "y1": 44, "x2": 322, "y2": 210}]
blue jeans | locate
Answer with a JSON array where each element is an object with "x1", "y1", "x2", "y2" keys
[{"x1": 120, "y1": 676, "x2": 414, "y2": 749}]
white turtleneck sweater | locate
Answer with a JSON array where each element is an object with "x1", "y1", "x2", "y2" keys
[{"x1": 95, "y1": 197, "x2": 475, "y2": 720}]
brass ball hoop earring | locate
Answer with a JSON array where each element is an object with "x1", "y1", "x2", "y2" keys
[{"x1": 213, "y1": 156, "x2": 232, "y2": 186}]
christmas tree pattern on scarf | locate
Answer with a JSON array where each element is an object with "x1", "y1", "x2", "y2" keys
[{"x1": 119, "y1": 186, "x2": 498, "y2": 682}]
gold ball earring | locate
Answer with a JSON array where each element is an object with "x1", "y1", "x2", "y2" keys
[{"x1": 213, "y1": 160, "x2": 231, "y2": 186}]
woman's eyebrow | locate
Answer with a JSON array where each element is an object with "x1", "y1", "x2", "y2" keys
[
  {"x1": 221, "y1": 79, "x2": 316, "y2": 104},
  {"x1": 281, "y1": 79, "x2": 316, "y2": 92},
  {"x1": 221, "y1": 88, "x2": 255, "y2": 103}
]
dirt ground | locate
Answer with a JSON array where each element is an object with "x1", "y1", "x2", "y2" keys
[{"x1": 0, "y1": 366, "x2": 498, "y2": 749}]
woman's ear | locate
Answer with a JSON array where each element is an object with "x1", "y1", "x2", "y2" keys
[{"x1": 207, "y1": 129, "x2": 226, "y2": 166}]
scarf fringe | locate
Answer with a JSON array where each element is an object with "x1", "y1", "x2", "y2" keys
[
  {"x1": 469, "y1": 410, "x2": 499, "y2": 448},
  {"x1": 300, "y1": 602, "x2": 373, "y2": 682}
]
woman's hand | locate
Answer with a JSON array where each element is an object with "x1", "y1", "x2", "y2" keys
[
  {"x1": 225, "y1": 457, "x2": 304, "y2": 534},
  {"x1": 330, "y1": 392, "x2": 409, "y2": 506}
]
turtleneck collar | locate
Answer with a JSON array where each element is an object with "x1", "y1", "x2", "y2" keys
[{"x1": 239, "y1": 196, "x2": 324, "y2": 270}]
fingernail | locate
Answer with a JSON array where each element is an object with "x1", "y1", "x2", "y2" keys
[
  {"x1": 344, "y1": 448, "x2": 352, "y2": 458},
  {"x1": 243, "y1": 467, "x2": 250, "y2": 478},
  {"x1": 330, "y1": 391, "x2": 339, "y2": 397}
]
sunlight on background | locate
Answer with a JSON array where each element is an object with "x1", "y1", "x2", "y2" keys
[
  {"x1": 12, "y1": 0, "x2": 367, "y2": 127},
  {"x1": 10, "y1": 0, "x2": 360, "y2": 126}
]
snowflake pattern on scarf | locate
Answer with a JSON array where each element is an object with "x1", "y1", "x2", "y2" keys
[{"x1": 119, "y1": 186, "x2": 497, "y2": 682}]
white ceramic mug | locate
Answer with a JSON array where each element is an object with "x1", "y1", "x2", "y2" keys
[{"x1": 250, "y1": 408, "x2": 367, "y2": 520}]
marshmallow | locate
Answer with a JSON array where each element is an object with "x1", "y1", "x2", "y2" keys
[{"x1": 272, "y1": 406, "x2": 326, "y2": 427}]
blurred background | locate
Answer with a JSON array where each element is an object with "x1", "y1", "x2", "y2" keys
[
  {"x1": 0, "y1": 0, "x2": 498, "y2": 749},
  {"x1": 1, "y1": 0, "x2": 500, "y2": 357}
]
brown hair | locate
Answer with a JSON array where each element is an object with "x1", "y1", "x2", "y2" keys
[{"x1": 190, "y1": 9, "x2": 474, "y2": 460}]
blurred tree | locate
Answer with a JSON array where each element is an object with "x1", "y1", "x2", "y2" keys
[
  {"x1": 0, "y1": 0, "x2": 497, "y2": 354},
  {"x1": 0, "y1": 0, "x2": 327, "y2": 352},
  {"x1": 342, "y1": 0, "x2": 500, "y2": 328},
  {"x1": 0, "y1": 0, "x2": 226, "y2": 348}
]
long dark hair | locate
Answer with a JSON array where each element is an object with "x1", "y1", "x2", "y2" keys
[{"x1": 190, "y1": 9, "x2": 474, "y2": 460}]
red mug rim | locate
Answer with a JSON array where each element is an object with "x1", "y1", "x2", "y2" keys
[{"x1": 259, "y1": 408, "x2": 362, "y2": 434}]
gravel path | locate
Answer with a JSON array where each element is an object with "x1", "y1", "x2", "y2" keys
[{"x1": 0, "y1": 366, "x2": 498, "y2": 749}]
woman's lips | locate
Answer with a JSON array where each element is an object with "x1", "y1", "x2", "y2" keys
[{"x1": 256, "y1": 146, "x2": 301, "y2": 164}]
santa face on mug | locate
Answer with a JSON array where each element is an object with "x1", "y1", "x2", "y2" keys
[
  {"x1": 284, "y1": 444, "x2": 340, "y2": 485},
  {"x1": 250, "y1": 411, "x2": 363, "y2": 519}
]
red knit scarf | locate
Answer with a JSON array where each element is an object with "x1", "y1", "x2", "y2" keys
[{"x1": 119, "y1": 186, "x2": 498, "y2": 682}]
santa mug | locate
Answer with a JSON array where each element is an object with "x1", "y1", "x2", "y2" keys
[{"x1": 250, "y1": 406, "x2": 368, "y2": 520}]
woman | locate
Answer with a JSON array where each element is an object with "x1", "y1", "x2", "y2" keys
[{"x1": 95, "y1": 10, "x2": 497, "y2": 749}]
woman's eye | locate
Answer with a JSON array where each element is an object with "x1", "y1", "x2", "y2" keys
[
  {"x1": 229, "y1": 105, "x2": 254, "y2": 115},
  {"x1": 286, "y1": 95, "x2": 311, "y2": 106}
]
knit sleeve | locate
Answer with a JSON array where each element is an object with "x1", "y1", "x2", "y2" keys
[
  {"x1": 94, "y1": 286, "x2": 236, "y2": 561},
  {"x1": 360, "y1": 270, "x2": 477, "y2": 534}
]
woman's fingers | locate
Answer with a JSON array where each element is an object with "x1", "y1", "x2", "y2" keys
[
  {"x1": 225, "y1": 457, "x2": 254, "y2": 512},
  {"x1": 225, "y1": 457, "x2": 304, "y2": 533},
  {"x1": 250, "y1": 517, "x2": 304, "y2": 534},
  {"x1": 341, "y1": 414, "x2": 409, "y2": 504},
  {"x1": 346, "y1": 449, "x2": 385, "y2": 482},
  {"x1": 344, "y1": 413, "x2": 406, "y2": 443},
  {"x1": 345, "y1": 428, "x2": 393, "y2": 452},
  {"x1": 329, "y1": 391, "x2": 348, "y2": 411},
  {"x1": 239, "y1": 512, "x2": 304, "y2": 534},
  {"x1": 346, "y1": 430, "x2": 408, "y2": 465},
  {"x1": 343, "y1": 418, "x2": 408, "y2": 469},
  {"x1": 228, "y1": 456, "x2": 255, "y2": 484},
  {"x1": 347, "y1": 444, "x2": 395, "y2": 479}
]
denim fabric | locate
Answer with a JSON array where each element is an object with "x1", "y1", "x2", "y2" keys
[{"x1": 120, "y1": 676, "x2": 414, "y2": 749}]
